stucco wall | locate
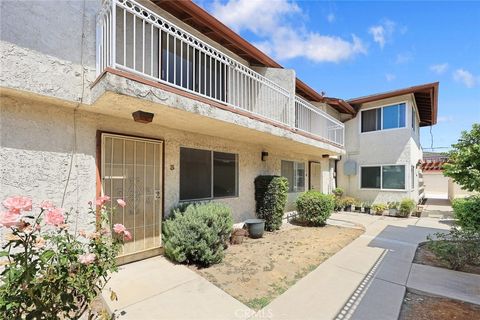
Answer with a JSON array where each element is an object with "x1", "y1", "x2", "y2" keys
[
  {"x1": 423, "y1": 172, "x2": 448, "y2": 196},
  {"x1": 337, "y1": 94, "x2": 421, "y2": 203},
  {"x1": 1, "y1": 97, "x2": 331, "y2": 226}
]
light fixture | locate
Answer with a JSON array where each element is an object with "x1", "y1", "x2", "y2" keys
[
  {"x1": 261, "y1": 151, "x2": 269, "y2": 161},
  {"x1": 132, "y1": 110, "x2": 154, "y2": 123}
]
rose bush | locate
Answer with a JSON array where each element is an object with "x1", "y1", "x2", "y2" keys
[{"x1": 0, "y1": 195, "x2": 129, "y2": 319}]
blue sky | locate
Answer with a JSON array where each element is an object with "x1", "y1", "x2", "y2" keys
[{"x1": 196, "y1": 0, "x2": 480, "y2": 151}]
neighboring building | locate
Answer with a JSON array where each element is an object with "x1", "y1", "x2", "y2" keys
[
  {"x1": 420, "y1": 154, "x2": 475, "y2": 200},
  {"x1": 0, "y1": 0, "x2": 438, "y2": 262}
]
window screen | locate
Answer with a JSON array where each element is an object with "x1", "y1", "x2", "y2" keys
[
  {"x1": 281, "y1": 160, "x2": 305, "y2": 192},
  {"x1": 361, "y1": 166, "x2": 381, "y2": 189},
  {"x1": 180, "y1": 148, "x2": 212, "y2": 200},
  {"x1": 382, "y1": 165, "x2": 405, "y2": 189},
  {"x1": 361, "y1": 109, "x2": 381, "y2": 132},
  {"x1": 180, "y1": 148, "x2": 238, "y2": 201},
  {"x1": 213, "y1": 152, "x2": 237, "y2": 197}
]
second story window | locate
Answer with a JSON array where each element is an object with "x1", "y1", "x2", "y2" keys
[{"x1": 361, "y1": 103, "x2": 406, "y2": 133}]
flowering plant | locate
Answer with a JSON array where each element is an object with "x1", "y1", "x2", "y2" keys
[{"x1": 0, "y1": 195, "x2": 130, "y2": 319}]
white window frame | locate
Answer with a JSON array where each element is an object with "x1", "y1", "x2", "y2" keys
[
  {"x1": 179, "y1": 147, "x2": 239, "y2": 201},
  {"x1": 281, "y1": 160, "x2": 306, "y2": 193},
  {"x1": 359, "y1": 164, "x2": 407, "y2": 191},
  {"x1": 360, "y1": 101, "x2": 408, "y2": 134}
]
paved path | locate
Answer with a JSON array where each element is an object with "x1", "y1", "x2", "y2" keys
[
  {"x1": 102, "y1": 256, "x2": 252, "y2": 319},
  {"x1": 103, "y1": 208, "x2": 471, "y2": 320}
]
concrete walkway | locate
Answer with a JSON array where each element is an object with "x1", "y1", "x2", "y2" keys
[
  {"x1": 102, "y1": 256, "x2": 252, "y2": 319},
  {"x1": 102, "y1": 205, "x2": 475, "y2": 320},
  {"x1": 263, "y1": 213, "x2": 450, "y2": 320}
]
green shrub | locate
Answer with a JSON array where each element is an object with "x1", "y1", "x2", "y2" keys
[
  {"x1": 163, "y1": 202, "x2": 233, "y2": 267},
  {"x1": 399, "y1": 198, "x2": 416, "y2": 217},
  {"x1": 332, "y1": 187, "x2": 344, "y2": 197},
  {"x1": 387, "y1": 201, "x2": 399, "y2": 210},
  {"x1": 254, "y1": 176, "x2": 289, "y2": 231},
  {"x1": 296, "y1": 191, "x2": 335, "y2": 226},
  {"x1": 452, "y1": 195, "x2": 480, "y2": 232},
  {"x1": 427, "y1": 228, "x2": 480, "y2": 270},
  {"x1": 372, "y1": 203, "x2": 387, "y2": 215},
  {"x1": 334, "y1": 196, "x2": 343, "y2": 212}
]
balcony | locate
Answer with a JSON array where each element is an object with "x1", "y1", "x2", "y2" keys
[{"x1": 96, "y1": 0, "x2": 344, "y2": 147}]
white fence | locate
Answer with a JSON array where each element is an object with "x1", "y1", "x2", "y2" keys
[{"x1": 97, "y1": 0, "x2": 344, "y2": 146}]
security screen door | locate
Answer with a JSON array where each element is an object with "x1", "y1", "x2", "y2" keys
[
  {"x1": 101, "y1": 133, "x2": 163, "y2": 262},
  {"x1": 309, "y1": 162, "x2": 322, "y2": 191}
]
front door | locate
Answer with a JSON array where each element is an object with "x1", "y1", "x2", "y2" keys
[
  {"x1": 101, "y1": 133, "x2": 163, "y2": 264},
  {"x1": 309, "y1": 162, "x2": 322, "y2": 191}
]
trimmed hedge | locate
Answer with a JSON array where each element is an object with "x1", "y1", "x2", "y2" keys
[
  {"x1": 296, "y1": 191, "x2": 335, "y2": 226},
  {"x1": 254, "y1": 176, "x2": 289, "y2": 231},
  {"x1": 452, "y1": 195, "x2": 480, "y2": 232},
  {"x1": 162, "y1": 202, "x2": 233, "y2": 267}
]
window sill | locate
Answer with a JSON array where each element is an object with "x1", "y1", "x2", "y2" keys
[{"x1": 360, "y1": 188, "x2": 407, "y2": 192}]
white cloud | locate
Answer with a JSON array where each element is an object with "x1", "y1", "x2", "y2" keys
[
  {"x1": 210, "y1": 0, "x2": 366, "y2": 63},
  {"x1": 453, "y1": 69, "x2": 477, "y2": 88},
  {"x1": 395, "y1": 52, "x2": 413, "y2": 64},
  {"x1": 437, "y1": 115, "x2": 454, "y2": 123},
  {"x1": 430, "y1": 63, "x2": 449, "y2": 74},
  {"x1": 327, "y1": 13, "x2": 335, "y2": 23},
  {"x1": 368, "y1": 19, "x2": 396, "y2": 49},
  {"x1": 385, "y1": 73, "x2": 396, "y2": 82}
]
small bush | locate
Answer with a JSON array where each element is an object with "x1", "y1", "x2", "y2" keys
[
  {"x1": 387, "y1": 201, "x2": 399, "y2": 210},
  {"x1": 372, "y1": 203, "x2": 387, "y2": 215},
  {"x1": 296, "y1": 191, "x2": 335, "y2": 226},
  {"x1": 399, "y1": 198, "x2": 416, "y2": 217},
  {"x1": 254, "y1": 176, "x2": 289, "y2": 231},
  {"x1": 332, "y1": 187, "x2": 344, "y2": 197},
  {"x1": 452, "y1": 195, "x2": 480, "y2": 232},
  {"x1": 334, "y1": 196, "x2": 343, "y2": 212},
  {"x1": 427, "y1": 228, "x2": 480, "y2": 270},
  {"x1": 163, "y1": 202, "x2": 233, "y2": 267}
]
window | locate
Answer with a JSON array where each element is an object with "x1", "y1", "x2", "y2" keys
[
  {"x1": 411, "y1": 165, "x2": 415, "y2": 189},
  {"x1": 180, "y1": 148, "x2": 238, "y2": 200},
  {"x1": 361, "y1": 108, "x2": 382, "y2": 132},
  {"x1": 361, "y1": 166, "x2": 381, "y2": 189},
  {"x1": 361, "y1": 103, "x2": 406, "y2": 133},
  {"x1": 382, "y1": 165, "x2": 406, "y2": 189},
  {"x1": 281, "y1": 160, "x2": 305, "y2": 193},
  {"x1": 360, "y1": 165, "x2": 406, "y2": 190}
]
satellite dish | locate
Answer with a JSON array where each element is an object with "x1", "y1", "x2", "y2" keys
[{"x1": 344, "y1": 160, "x2": 357, "y2": 176}]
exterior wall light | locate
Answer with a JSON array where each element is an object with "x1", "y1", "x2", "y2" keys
[
  {"x1": 132, "y1": 110, "x2": 154, "y2": 123},
  {"x1": 261, "y1": 151, "x2": 269, "y2": 161}
]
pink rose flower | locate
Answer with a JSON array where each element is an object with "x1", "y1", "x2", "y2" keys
[
  {"x1": 35, "y1": 237, "x2": 46, "y2": 249},
  {"x1": 44, "y1": 208, "x2": 65, "y2": 226},
  {"x1": 124, "y1": 230, "x2": 132, "y2": 241},
  {"x1": 96, "y1": 195, "x2": 110, "y2": 207},
  {"x1": 0, "y1": 210, "x2": 20, "y2": 228},
  {"x1": 40, "y1": 200, "x2": 55, "y2": 210},
  {"x1": 113, "y1": 223, "x2": 126, "y2": 234},
  {"x1": 3, "y1": 196, "x2": 32, "y2": 213},
  {"x1": 78, "y1": 253, "x2": 96, "y2": 265},
  {"x1": 116, "y1": 199, "x2": 126, "y2": 208}
]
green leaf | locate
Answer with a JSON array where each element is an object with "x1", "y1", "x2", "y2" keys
[{"x1": 40, "y1": 250, "x2": 55, "y2": 263}]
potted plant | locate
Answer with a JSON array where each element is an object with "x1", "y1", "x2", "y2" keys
[
  {"x1": 342, "y1": 197, "x2": 356, "y2": 212},
  {"x1": 387, "y1": 202, "x2": 399, "y2": 216},
  {"x1": 332, "y1": 187, "x2": 344, "y2": 198},
  {"x1": 363, "y1": 201, "x2": 372, "y2": 214},
  {"x1": 354, "y1": 199, "x2": 363, "y2": 212},
  {"x1": 399, "y1": 198, "x2": 416, "y2": 217},
  {"x1": 372, "y1": 203, "x2": 387, "y2": 215}
]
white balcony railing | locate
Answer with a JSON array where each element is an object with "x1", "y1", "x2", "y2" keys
[
  {"x1": 96, "y1": 0, "x2": 344, "y2": 147},
  {"x1": 295, "y1": 96, "x2": 344, "y2": 146}
]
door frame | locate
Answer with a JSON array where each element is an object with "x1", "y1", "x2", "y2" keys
[
  {"x1": 308, "y1": 161, "x2": 321, "y2": 191},
  {"x1": 96, "y1": 131, "x2": 166, "y2": 262}
]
